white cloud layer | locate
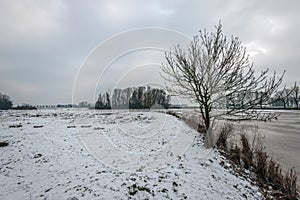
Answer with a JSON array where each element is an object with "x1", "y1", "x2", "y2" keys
[{"x1": 0, "y1": 0, "x2": 299, "y2": 105}]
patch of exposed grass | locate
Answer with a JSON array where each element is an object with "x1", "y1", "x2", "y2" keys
[
  {"x1": 9, "y1": 124, "x2": 22, "y2": 128},
  {"x1": 0, "y1": 141, "x2": 9, "y2": 147},
  {"x1": 127, "y1": 183, "x2": 154, "y2": 196}
]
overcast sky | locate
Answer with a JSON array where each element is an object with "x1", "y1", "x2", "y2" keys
[{"x1": 0, "y1": 0, "x2": 299, "y2": 105}]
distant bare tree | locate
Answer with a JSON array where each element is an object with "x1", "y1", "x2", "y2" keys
[
  {"x1": 161, "y1": 22, "x2": 284, "y2": 145},
  {"x1": 78, "y1": 101, "x2": 91, "y2": 108},
  {"x1": 129, "y1": 86, "x2": 170, "y2": 109},
  {"x1": 275, "y1": 86, "x2": 293, "y2": 108},
  {"x1": 105, "y1": 92, "x2": 111, "y2": 109},
  {"x1": 291, "y1": 82, "x2": 299, "y2": 108},
  {"x1": 0, "y1": 92, "x2": 13, "y2": 110},
  {"x1": 95, "y1": 93, "x2": 104, "y2": 109}
]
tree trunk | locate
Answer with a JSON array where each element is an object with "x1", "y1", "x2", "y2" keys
[
  {"x1": 283, "y1": 101, "x2": 287, "y2": 109},
  {"x1": 295, "y1": 99, "x2": 299, "y2": 109},
  {"x1": 204, "y1": 105, "x2": 210, "y2": 131}
]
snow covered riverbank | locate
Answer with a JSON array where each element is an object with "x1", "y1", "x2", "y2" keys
[{"x1": 0, "y1": 109, "x2": 263, "y2": 199}]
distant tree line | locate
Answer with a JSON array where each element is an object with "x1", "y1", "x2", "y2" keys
[
  {"x1": 13, "y1": 104, "x2": 37, "y2": 110},
  {"x1": 0, "y1": 92, "x2": 13, "y2": 110},
  {"x1": 95, "y1": 86, "x2": 170, "y2": 109},
  {"x1": 271, "y1": 82, "x2": 299, "y2": 109},
  {"x1": 36, "y1": 105, "x2": 57, "y2": 109},
  {"x1": 220, "y1": 82, "x2": 300, "y2": 109}
]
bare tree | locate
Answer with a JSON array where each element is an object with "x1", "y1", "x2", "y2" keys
[
  {"x1": 0, "y1": 92, "x2": 13, "y2": 110},
  {"x1": 95, "y1": 93, "x2": 104, "y2": 109},
  {"x1": 291, "y1": 82, "x2": 299, "y2": 109},
  {"x1": 161, "y1": 23, "x2": 284, "y2": 143},
  {"x1": 78, "y1": 101, "x2": 92, "y2": 108},
  {"x1": 274, "y1": 86, "x2": 293, "y2": 109}
]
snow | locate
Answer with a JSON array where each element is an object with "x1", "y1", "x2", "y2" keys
[{"x1": 0, "y1": 109, "x2": 263, "y2": 199}]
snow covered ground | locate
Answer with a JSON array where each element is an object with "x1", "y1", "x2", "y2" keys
[{"x1": 0, "y1": 109, "x2": 263, "y2": 199}]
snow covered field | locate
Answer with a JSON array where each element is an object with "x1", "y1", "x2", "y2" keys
[{"x1": 0, "y1": 109, "x2": 263, "y2": 199}]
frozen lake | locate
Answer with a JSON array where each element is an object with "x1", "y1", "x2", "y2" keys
[
  {"x1": 240, "y1": 111, "x2": 300, "y2": 180},
  {"x1": 176, "y1": 109, "x2": 300, "y2": 182}
]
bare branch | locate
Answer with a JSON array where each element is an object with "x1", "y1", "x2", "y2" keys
[{"x1": 161, "y1": 22, "x2": 285, "y2": 133}]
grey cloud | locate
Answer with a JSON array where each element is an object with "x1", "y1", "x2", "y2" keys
[{"x1": 0, "y1": 0, "x2": 299, "y2": 105}]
